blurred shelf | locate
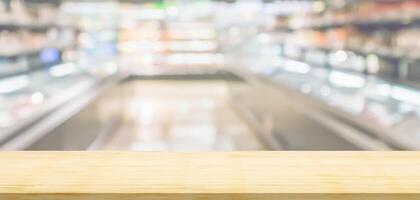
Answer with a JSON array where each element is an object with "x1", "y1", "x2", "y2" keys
[
  {"x1": 274, "y1": 39, "x2": 420, "y2": 89},
  {"x1": 288, "y1": 15, "x2": 420, "y2": 31},
  {"x1": 0, "y1": 43, "x2": 73, "y2": 58},
  {"x1": 0, "y1": 43, "x2": 76, "y2": 79},
  {"x1": 0, "y1": 23, "x2": 77, "y2": 31},
  {"x1": 279, "y1": 42, "x2": 420, "y2": 62}
]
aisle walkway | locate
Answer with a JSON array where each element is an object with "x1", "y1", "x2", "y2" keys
[{"x1": 102, "y1": 80, "x2": 263, "y2": 151}]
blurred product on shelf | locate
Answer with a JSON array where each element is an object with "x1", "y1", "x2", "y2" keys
[
  {"x1": 270, "y1": 0, "x2": 420, "y2": 83},
  {"x1": 0, "y1": 0, "x2": 77, "y2": 78},
  {"x1": 285, "y1": 0, "x2": 420, "y2": 30}
]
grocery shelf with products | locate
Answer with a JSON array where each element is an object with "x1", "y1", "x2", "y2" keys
[
  {"x1": 116, "y1": 2, "x2": 223, "y2": 73},
  {"x1": 272, "y1": 0, "x2": 420, "y2": 85},
  {"x1": 221, "y1": 0, "x2": 420, "y2": 150},
  {"x1": 0, "y1": 1, "x2": 78, "y2": 78},
  {"x1": 0, "y1": 0, "x2": 120, "y2": 148}
]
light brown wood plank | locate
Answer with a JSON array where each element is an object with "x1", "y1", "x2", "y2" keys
[{"x1": 1, "y1": 152, "x2": 420, "y2": 199}]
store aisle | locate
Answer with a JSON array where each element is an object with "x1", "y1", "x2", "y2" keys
[{"x1": 101, "y1": 80, "x2": 263, "y2": 151}]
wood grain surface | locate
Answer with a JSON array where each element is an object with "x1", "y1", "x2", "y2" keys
[{"x1": 1, "y1": 152, "x2": 420, "y2": 200}]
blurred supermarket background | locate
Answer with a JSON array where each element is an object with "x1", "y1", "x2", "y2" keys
[{"x1": 0, "y1": 0, "x2": 419, "y2": 150}]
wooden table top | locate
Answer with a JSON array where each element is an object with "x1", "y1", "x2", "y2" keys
[{"x1": 1, "y1": 151, "x2": 420, "y2": 200}]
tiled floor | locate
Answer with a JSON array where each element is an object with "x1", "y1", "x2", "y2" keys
[{"x1": 101, "y1": 80, "x2": 264, "y2": 151}]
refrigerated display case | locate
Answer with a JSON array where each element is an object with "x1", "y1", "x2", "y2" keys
[
  {"x1": 231, "y1": 44, "x2": 420, "y2": 149},
  {"x1": 0, "y1": 61, "x2": 118, "y2": 147},
  {"x1": 218, "y1": 0, "x2": 420, "y2": 150}
]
